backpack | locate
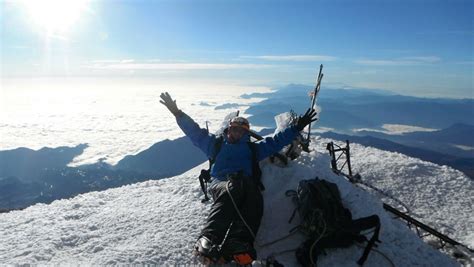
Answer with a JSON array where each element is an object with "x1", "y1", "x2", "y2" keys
[
  {"x1": 198, "y1": 135, "x2": 263, "y2": 202},
  {"x1": 287, "y1": 177, "x2": 381, "y2": 266}
]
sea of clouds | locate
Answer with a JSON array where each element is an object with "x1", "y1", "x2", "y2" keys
[{"x1": 0, "y1": 77, "x2": 270, "y2": 166}]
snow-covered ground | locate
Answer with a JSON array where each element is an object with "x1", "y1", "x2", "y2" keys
[
  {"x1": 329, "y1": 138, "x2": 474, "y2": 249},
  {"x1": 1, "y1": 137, "x2": 471, "y2": 266}
]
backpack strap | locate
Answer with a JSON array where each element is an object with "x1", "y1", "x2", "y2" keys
[
  {"x1": 210, "y1": 135, "x2": 224, "y2": 165},
  {"x1": 248, "y1": 142, "x2": 265, "y2": 191},
  {"x1": 351, "y1": 215, "x2": 381, "y2": 265},
  {"x1": 198, "y1": 136, "x2": 224, "y2": 202}
]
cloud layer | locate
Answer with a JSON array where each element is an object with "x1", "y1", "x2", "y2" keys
[
  {"x1": 86, "y1": 61, "x2": 274, "y2": 70},
  {"x1": 355, "y1": 56, "x2": 441, "y2": 66},
  {"x1": 241, "y1": 55, "x2": 337, "y2": 62}
]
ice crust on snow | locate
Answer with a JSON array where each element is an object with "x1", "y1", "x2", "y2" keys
[
  {"x1": 331, "y1": 139, "x2": 474, "y2": 249},
  {"x1": 0, "y1": 137, "x2": 471, "y2": 266}
]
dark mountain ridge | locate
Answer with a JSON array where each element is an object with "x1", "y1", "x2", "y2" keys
[
  {"x1": 357, "y1": 123, "x2": 474, "y2": 158},
  {"x1": 244, "y1": 84, "x2": 474, "y2": 131}
]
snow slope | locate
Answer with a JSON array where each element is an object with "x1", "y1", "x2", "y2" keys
[
  {"x1": 0, "y1": 137, "x2": 470, "y2": 266},
  {"x1": 329, "y1": 138, "x2": 474, "y2": 248}
]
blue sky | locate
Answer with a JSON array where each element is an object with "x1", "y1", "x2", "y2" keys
[{"x1": 1, "y1": 0, "x2": 473, "y2": 98}]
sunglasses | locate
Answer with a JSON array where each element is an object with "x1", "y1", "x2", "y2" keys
[{"x1": 229, "y1": 126, "x2": 247, "y2": 135}]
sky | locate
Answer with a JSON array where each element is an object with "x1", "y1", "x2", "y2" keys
[{"x1": 1, "y1": 0, "x2": 473, "y2": 98}]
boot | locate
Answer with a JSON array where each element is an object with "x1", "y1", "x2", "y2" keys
[
  {"x1": 219, "y1": 220, "x2": 257, "y2": 265},
  {"x1": 222, "y1": 238, "x2": 256, "y2": 265},
  {"x1": 193, "y1": 236, "x2": 226, "y2": 264}
]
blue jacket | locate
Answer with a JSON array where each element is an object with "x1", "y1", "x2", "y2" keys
[{"x1": 176, "y1": 112, "x2": 299, "y2": 181}]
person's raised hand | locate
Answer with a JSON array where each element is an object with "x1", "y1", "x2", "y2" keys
[
  {"x1": 160, "y1": 92, "x2": 180, "y2": 116},
  {"x1": 296, "y1": 108, "x2": 318, "y2": 131}
]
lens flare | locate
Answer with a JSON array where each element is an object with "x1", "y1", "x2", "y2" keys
[{"x1": 21, "y1": 0, "x2": 90, "y2": 34}]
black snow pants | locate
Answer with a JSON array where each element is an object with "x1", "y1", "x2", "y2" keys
[{"x1": 201, "y1": 173, "x2": 264, "y2": 246}]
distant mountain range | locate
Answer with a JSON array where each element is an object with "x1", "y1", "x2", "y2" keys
[
  {"x1": 0, "y1": 144, "x2": 88, "y2": 183},
  {"x1": 243, "y1": 84, "x2": 474, "y2": 178},
  {"x1": 115, "y1": 137, "x2": 207, "y2": 175},
  {"x1": 0, "y1": 137, "x2": 207, "y2": 211},
  {"x1": 244, "y1": 84, "x2": 474, "y2": 131},
  {"x1": 356, "y1": 123, "x2": 474, "y2": 158},
  {"x1": 320, "y1": 130, "x2": 474, "y2": 179},
  {"x1": 0, "y1": 126, "x2": 279, "y2": 211}
]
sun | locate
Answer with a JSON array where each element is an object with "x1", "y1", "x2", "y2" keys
[{"x1": 21, "y1": 0, "x2": 90, "y2": 34}]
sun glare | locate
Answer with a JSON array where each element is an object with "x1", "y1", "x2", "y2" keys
[{"x1": 21, "y1": 0, "x2": 90, "y2": 34}]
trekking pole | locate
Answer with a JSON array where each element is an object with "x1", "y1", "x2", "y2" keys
[{"x1": 306, "y1": 64, "x2": 324, "y2": 142}]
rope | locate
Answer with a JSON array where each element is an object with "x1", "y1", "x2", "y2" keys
[
  {"x1": 225, "y1": 181, "x2": 299, "y2": 250},
  {"x1": 309, "y1": 218, "x2": 327, "y2": 265},
  {"x1": 349, "y1": 175, "x2": 411, "y2": 214},
  {"x1": 259, "y1": 231, "x2": 299, "y2": 247},
  {"x1": 226, "y1": 181, "x2": 257, "y2": 241},
  {"x1": 224, "y1": 177, "x2": 392, "y2": 267},
  {"x1": 357, "y1": 181, "x2": 410, "y2": 213}
]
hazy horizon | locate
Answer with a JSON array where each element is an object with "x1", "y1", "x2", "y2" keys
[{"x1": 2, "y1": 75, "x2": 472, "y2": 99}]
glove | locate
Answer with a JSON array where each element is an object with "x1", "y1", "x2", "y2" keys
[
  {"x1": 296, "y1": 108, "x2": 318, "y2": 131},
  {"x1": 159, "y1": 92, "x2": 181, "y2": 116}
]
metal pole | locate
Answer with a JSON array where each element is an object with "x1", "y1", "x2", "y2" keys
[
  {"x1": 346, "y1": 140, "x2": 353, "y2": 178},
  {"x1": 306, "y1": 64, "x2": 323, "y2": 141}
]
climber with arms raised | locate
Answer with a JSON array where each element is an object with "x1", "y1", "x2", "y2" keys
[{"x1": 159, "y1": 92, "x2": 317, "y2": 265}]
